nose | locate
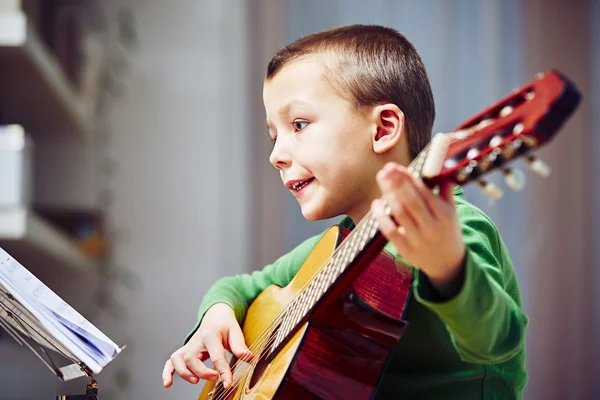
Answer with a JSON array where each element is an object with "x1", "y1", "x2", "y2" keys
[{"x1": 269, "y1": 136, "x2": 292, "y2": 170}]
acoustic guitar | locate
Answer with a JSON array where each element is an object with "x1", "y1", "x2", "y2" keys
[{"x1": 199, "y1": 70, "x2": 581, "y2": 400}]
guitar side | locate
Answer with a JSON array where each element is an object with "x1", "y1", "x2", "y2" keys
[
  {"x1": 199, "y1": 225, "x2": 411, "y2": 399},
  {"x1": 198, "y1": 227, "x2": 340, "y2": 400}
]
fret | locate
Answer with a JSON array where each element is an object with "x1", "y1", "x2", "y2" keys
[
  {"x1": 318, "y1": 267, "x2": 329, "y2": 295},
  {"x1": 296, "y1": 283, "x2": 311, "y2": 318},
  {"x1": 271, "y1": 317, "x2": 287, "y2": 354},
  {"x1": 313, "y1": 268, "x2": 328, "y2": 302},
  {"x1": 274, "y1": 298, "x2": 298, "y2": 351},
  {"x1": 357, "y1": 222, "x2": 371, "y2": 251},
  {"x1": 323, "y1": 260, "x2": 338, "y2": 288},
  {"x1": 356, "y1": 226, "x2": 366, "y2": 251},
  {"x1": 270, "y1": 144, "x2": 431, "y2": 355},
  {"x1": 349, "y1": 234, "x2": 360, "y2": 260},
  {"x1": 341, "y1": 246, "x2": 352, "y2": 271},
  {"x1": 332, "y1": 251, "x2": 343, "y2": 274},
  {"x1": 306, "y1": 271, "x2": 321, "y2": 310},
  {"x1": 369, "y1": 219, "x2": 379, "y2": 239}
]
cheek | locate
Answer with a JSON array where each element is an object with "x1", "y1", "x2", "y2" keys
[{"x1": 302, "y1": 116, "x2": 372, "y2": 178}]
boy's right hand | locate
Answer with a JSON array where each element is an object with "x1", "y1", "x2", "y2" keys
[{"x1": 162, "y1": 303, "x2": 253, "y2": 390}]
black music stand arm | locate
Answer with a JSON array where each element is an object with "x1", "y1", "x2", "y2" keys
[{"x1": 56, "y1": 378, "x2": 99, "y2": 400}]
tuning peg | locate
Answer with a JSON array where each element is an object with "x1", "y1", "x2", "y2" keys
[
  {"x1": 477, "y1": 179, "x2": 504, "y2": 200},
  {"x1": 502, "y1": 167, "x2": 526, "y2": 191},
  {"x1": 525, "y1": 91, "x2": 535, "y2": 101},
  {"x1": 525, "y1": 154, "x2": 551, "y2": 177},
  {"x1": 456, "y1": 160, "x2": 478, "y2": 183},
  {"x1": 500, "y1": 106, "x2": 513, "y2": 117}
]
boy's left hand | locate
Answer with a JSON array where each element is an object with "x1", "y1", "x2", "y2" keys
[{"x1": 372, "y1": 162, "x2": 466, "y2": 297}]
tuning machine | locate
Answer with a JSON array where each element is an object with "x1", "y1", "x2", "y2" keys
[
  {"x1": 502, "y1": 167, "x2": 526, "y2": 191},
  {"x1": 525, "y1": 154, "x2": 551, "y2": 177},
  {"x1": 477, "y1": 179, "x2": 504, "y2": 200}
]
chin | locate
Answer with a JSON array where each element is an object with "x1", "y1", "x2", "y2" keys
[{"x1": 299, "y1": 202, "x2": 339, "y2": 221}]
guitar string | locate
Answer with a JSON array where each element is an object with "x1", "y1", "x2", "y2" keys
[
  {"x1": 211, "y1": 108, "x2": 537, "y2": 397},
  {"x1": 210, "y1": 211, "x2": 410, "y2": 398},
  {"x1": 213, "y1": 117, "x2": 506, "y2": 396},
  {"x1": 210, "y1": 142, "x2": 432, "y2": 399},
  {"x1": 210, "y1": 139, "x2": 437, "y2": 399},
  {"x1": 210, "y1": 147, "x2": 430, "y2": 400},
  {"x1": 210, "y1": 208, "x2": 381, "y2": 400}
]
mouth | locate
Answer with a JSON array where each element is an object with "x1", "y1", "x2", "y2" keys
[{"x1": 286, "y1": 177, "x2": 315, "y2": 193}]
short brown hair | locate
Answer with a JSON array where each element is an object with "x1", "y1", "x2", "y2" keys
[{"x1": 266, "y1": 24, "x2": 435, "y2": 160}]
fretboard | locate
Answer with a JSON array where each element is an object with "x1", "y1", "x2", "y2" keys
[{"x1": 268, "y1": 146, "x2": 430, "y2": 356}]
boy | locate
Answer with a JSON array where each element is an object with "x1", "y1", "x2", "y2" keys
[{"x1": 163, "y1": 24, "x2": 528, "y2": 399}]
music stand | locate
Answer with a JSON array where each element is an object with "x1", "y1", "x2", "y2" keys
[{"x1": 0, "y1": 285, "x2": 102, "y2": 399}]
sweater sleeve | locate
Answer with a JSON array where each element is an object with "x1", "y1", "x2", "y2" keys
[
  {"x1": 412, "y1": 204, "x2": 528, "y2": 364},
  {"x1": 183, "y1": 232, "x2": 324, "y2": 344}
]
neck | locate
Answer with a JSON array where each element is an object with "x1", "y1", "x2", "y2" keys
[
  {"x1": 346, "y1": 155, "x2": 418, "y2": 225},
  {"x1": 347, "y1": 198, "x2": 377, "y2": 226}
]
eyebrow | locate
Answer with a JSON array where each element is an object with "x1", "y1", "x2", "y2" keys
[{"x1": 265, "y1": 99, "x2": 312, "y2": 131}]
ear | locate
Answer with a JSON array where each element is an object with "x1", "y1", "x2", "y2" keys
[{"x1": 370, "y1": 103, "x2": 405, "y2": 155}]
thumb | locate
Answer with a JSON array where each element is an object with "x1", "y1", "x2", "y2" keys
[
  {"x1": 162, "y1": 359, "x2": 175, "y2": 388},
  {"x1": 227, "y1": 324, "x2": 253, "y2": 361}
]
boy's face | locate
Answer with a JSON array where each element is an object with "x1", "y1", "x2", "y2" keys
[{"x1": 263, "y1": 56, "x2": 383, "y2": 221}]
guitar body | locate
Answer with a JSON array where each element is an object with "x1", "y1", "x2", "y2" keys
[{"x1": 199, "y1": 225, "x2": 412, "y2": 400}]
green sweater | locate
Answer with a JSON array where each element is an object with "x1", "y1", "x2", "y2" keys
[{"x1": 186, "y1": 187, "x2": 528, "y2": 399}]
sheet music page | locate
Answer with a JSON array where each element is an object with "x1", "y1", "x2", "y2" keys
[
  {"x1": 0, "y1": 285, "x2": 77, "y2": 359},
  {"x1": 0, "y1": 247, "x2": 123, "y2": 373}
]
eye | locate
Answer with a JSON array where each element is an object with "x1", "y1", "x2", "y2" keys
[{"x1": 293, "y1": 120, "x2": 309, "y2": 132}]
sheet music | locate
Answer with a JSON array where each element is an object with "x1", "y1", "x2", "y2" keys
[
  {"x1": 0, "y1": 285, "x2": 76, "y2": 359},
  {"x1": 0, "y1": 247, "x2": 123, "y2": 374}
]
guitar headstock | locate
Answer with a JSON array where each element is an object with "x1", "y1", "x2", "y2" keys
[{"x1": 420, "y1": 69, "x2": 581, "y2": 198}]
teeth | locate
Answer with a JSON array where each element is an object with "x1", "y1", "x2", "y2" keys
[{"x1": 292, "y1": 179, "x2": 311, "y2": 191}]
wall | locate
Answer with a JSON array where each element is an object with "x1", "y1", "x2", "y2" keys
[
  {"x1": 1, "y1": 1, "x2": 252, "y2": 399},
  {"x1": 98, "y1": 1, "x2": 252, "y2": 398},
  {"x1": 595, "y1": 1, "x2": 600, "y2": 394},
  {"x1": 523, "y1": 0, "x2": 597, "y2": 398}
]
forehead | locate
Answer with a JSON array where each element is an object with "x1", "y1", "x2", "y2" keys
[{"x1": 263, "y1": 55, "x2": 340, "y2": 109}]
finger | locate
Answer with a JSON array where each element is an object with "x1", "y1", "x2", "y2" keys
[
  {"x1": 378, "y1": 165, "x2": 434, "y2": 229},
  {"x1": 385, "y1": 198, "x2": 419, "y2": 244},
  {"x1": 372, "y1": 199, "x2": 411, "y2": 255},
  {"x1": 228, "y1": 325, "x2": 254, "y2": 362},
  {"x1": 419, "y1": 180, "x2": 456, "y2": 221},
  {"x1": 171, "y1": 354, "x2": 200, "y2": 385},
  {"x1": 204, "y1": 334, "x2": 233, "y2": 389},
  {"x1": 182, "y1": 348, "x2": 220, "y2": 382},
  {"x1": 162, "y1": 359, "x2": 175, "y2": 388},
  {"x1": 412, "y1": 171, "x2": 442, "y2": 215}
]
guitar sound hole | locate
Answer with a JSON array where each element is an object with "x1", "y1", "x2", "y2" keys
[{"x1": 247, "y1": 328, "x2": 278, "y2": 390}]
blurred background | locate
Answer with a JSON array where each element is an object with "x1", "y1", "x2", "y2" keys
[{"x1": 0, "y1": 0, "x2": 597, "y2": 399}]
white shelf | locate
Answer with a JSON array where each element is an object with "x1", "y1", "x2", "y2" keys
[
  {"x1": 0, "y1": 208, "x2": 97, "y2": 273},
  {"x1": 0, "y1": 11, "x2": 92, "y2": 140}
]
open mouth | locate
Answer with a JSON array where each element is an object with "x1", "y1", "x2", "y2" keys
[{"x1": 290, "y1": 177, "x2": 315, "y2": 192}]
